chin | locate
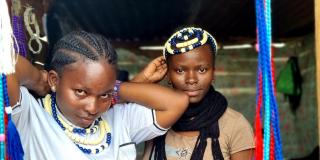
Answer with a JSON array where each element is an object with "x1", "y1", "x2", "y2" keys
[{"x1": 189, "y1": 97, "x2": 202, "y2": 104}]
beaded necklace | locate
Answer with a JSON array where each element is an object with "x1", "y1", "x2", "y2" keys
[{"x1": 43, "y1": 94, "x2": 112, "y2": 154}]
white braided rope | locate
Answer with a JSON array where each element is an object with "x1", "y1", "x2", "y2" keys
[{"x1": 0, "y1": 0, "x2": 18, "y2": 74}]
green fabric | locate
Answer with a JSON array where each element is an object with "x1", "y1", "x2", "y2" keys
[{"x1": 276, "y1": 57, "x2": 301, "y2": 96}]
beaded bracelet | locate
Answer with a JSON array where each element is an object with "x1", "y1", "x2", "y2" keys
[{"x1": 112, "y1": 80, "x2": 122, "y2": 105}]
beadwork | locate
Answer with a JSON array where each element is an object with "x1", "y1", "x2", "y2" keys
[
  {"x1": 12, "y1": 15, "x2": 28, "y2": 57},
  {"x1": 112, "y1": 80, "x2": 122, "y2": 105},
  {"x1": 43, "y1": 94, "x2": 112, "y2": 154},
  {"x1": 0, "y1": 75, "x2": 5, "y2": 160},
  {"x1": 163, "y1": 27, "x2": 217, "y2": 59}
]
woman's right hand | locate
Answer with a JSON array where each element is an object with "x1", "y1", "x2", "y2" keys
[{"x1": 131, "y1": 56, "x2": 167, "y2": 83}]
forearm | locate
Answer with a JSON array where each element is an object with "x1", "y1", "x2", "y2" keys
[
  {"x1": 119, "y1": 82, "x2": 184, "y2": 110},
  {"x1": 130, "y1": 72, "x2": 149, "y2": 83},
  {"x1": 118, "y1": 82, "x2": 189, "y2": 128},
  {"x1": 7, "y1": 56, "x2": 43, "y2": 106},
  {"x1": 15, "y1": 55, "x2": 43, "y2": 89}
]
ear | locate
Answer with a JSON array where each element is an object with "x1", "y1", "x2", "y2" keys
[{"x1": 48, "y1": 70, "x2": 59, "y2": 92}]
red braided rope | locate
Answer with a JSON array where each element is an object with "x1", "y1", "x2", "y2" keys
[{"x1": 255, "y1": 72, "x2": 263, "y2": 160}]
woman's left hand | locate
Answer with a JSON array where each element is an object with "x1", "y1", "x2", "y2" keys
[{"x1": 131, "y1": 56, "x2": 167, "y2": 83}]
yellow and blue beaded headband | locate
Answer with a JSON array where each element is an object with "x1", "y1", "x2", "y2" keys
[{"x1": 163, "y1": 27, "x2": 218, "y2": 59}]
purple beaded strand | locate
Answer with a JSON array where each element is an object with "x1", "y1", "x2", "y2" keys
[{"x1": 12, "y1": 15, "x2": 28, "y2": 57}]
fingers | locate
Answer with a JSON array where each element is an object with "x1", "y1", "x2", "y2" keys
[
  {"x1": 152, "y1": 56, "x2": 166, "y2": 67},
  {"x1": 154, "y1": 56, "x2": 167, "y2": 70}
]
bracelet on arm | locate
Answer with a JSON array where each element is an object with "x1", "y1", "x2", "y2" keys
[{"x1": 112, "y1": 80, "x2": 122, "y2": 105}]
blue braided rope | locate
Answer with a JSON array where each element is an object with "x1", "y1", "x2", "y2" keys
[
  {"x1": 256, "y1": 0, "x2": 271, "y2": 159},
  {"x1": 271, "y1": 95, "x2": 283, "y2": 159},
  {"x1": 265, "y1": 0, "x2": 283, "y2": 158},
  {"x1": 256, "y1": 0, "x2": 283, "y2": 159},
  {"x1": 264, "y1": 0, "x2": 272, "y2": 157}
]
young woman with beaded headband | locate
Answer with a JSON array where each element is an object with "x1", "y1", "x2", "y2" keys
[
  {"x1": 6, "y1": 30, "x2": 189, "y2": 159},
  {"x1": 139, "y1": 27, "x2": 255, "y2": 160}
]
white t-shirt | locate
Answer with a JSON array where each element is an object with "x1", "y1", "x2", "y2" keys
[{"x1": 12, "y1": 87, "x2": 167, "y2": 160}]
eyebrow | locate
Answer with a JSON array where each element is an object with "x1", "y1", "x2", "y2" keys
[{"x1": 99, "y1": 89, "x2": 114, "y2": 95}]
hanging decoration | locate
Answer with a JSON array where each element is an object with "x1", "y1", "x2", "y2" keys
[
  {"x1": 0, "y1": 0, "x2": 25, "y2": 159},
  {"x1": 23, "y1": 6, "x2": 42, "y2": 54},
  {"x1": 12, "y1": 0, "x2": 28, "y2": 57},
  {"x1": 254, "y1": 0, "x2": 283, "y2": 159}
]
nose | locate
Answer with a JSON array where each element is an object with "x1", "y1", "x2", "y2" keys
[
  {"x1": 185, "y1": 71, "x2": 198, "y2": 85},
  {"x1": 85, "y1": 98, "x2": 99, "y2": 115}
]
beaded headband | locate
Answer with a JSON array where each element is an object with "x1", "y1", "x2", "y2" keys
[{"x1": 163, "y1": 27, "x2": 217, "y2": 59}]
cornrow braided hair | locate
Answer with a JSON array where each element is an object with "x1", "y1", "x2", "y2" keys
[
  {"x1": 163, "y1": 27, "x2": 217, "y2": 59},
  {"x1": 50, "y1": 31, "x2": 117, "y2": 74}
]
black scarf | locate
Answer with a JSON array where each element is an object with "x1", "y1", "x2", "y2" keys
[{"x1": 150, "y1": 86, "x2": 227, "y2": 160}]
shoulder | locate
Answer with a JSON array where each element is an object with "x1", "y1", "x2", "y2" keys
[
  {"x1": 103, "y1": 102, "x2": 155, "y2": 128},
  {"x1": 219, "y1": 107, "x2": 253, "y2": 135},
  {"x1": 106, "y1": 102, "x2": 151, "y2": 116},
  {"x1": 219, "y1": 108, "x2": 249, "y2": 126},
  {"x1": 14, "y1": 86, "x2": 43, "y2": 110},
  {"x1": 219, "y1": 108, "x2": 255, "y2": 153}
]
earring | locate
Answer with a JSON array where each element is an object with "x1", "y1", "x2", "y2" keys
[{"x1": 51, "y1": 86, "x2": 56, "y2": 92}]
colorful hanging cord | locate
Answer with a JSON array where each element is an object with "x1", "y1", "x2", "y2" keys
[
  {"x1": 255, "y1": 0, "x2": 283, "y2": 159},
  {"x1": 0, "y1": 0, "x2": 25, "y2": 159}
]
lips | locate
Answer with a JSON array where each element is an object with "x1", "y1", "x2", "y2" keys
[
  {"x1": 80, "y1": 117, "x2": 95, "y2": 126},
  {"x1": 184, "y1": 89, "x2": 202, "y2": 97}
]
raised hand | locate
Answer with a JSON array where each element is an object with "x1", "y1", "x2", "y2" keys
[
  {"x1": 131, "y1": 56, "x2": 167, "y2": 83},
  {"x1": 33, "y1": 70, "x2": 51, "y2": 96}
]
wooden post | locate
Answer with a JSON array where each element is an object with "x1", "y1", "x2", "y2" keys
[{"x1": 315, "y1": 0, "x2": 320, "y2": 150}]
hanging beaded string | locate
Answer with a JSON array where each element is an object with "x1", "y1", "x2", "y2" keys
[
  {"x1": 12, "y1": 0, "x2": 28, "y2": 57},
  {"x1": 43, "y1": 94, "x2": 112, "y2": 154},
  {"x1": 23, "y1": 6, "x2": 42, "y2": 54},
  {"x1": 163, "y1": 27, "x2": 217, "y2": 58},
  {"x1": 0, "y1": 75, "x2": 4, "y2": 160},
  {"x1": 255, "y1": 0, "x2": 283, "y2": 159},
  {"x1": 12, "y1": 15, "x2": 28, "y2": 57}
]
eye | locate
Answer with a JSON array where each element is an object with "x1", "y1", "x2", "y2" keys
[
  {"x1": 199, "y1": 68, "x2": 207, "y2": 73},
  {"x1": 100, "y1": 92, "x2": 113, "y2": 99},
  {"x1": 176, "y1": 68, "x2": 184, "y2": 74},
  {"x1": 75, "y1": 89, "x2": 86, "y2": 97}
]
